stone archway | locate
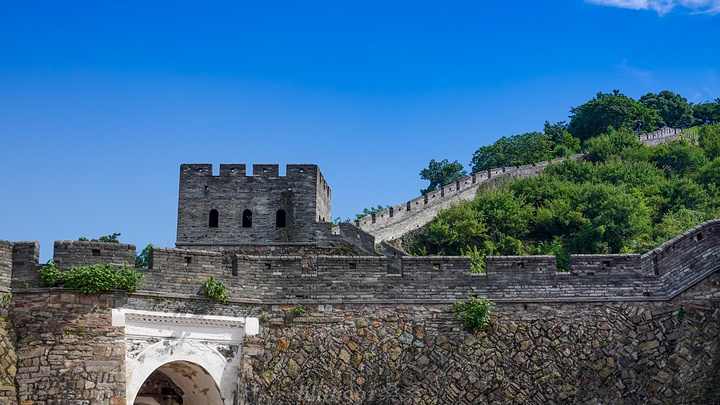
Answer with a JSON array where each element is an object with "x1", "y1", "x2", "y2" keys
[
  {"x1": 112, "y1": 309, "x2": 260, "y2": 405},
  {"x1": 134, "y1": 360, "x2": 223, "y2": 405}
]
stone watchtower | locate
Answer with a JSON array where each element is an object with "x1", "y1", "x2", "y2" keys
[{"x1": 176, "y1": 164, "x2": 331, "y2": 248}]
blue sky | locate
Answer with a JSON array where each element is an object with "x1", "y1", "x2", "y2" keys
[{"x1": 1, "y1": 1, "x2": 719, "y2": 260}]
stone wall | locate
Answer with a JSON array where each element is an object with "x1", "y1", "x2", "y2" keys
[
  {"x1": 10, "y1": 242, "x2": 40, "y2": 290},
  {"x1": 4, "y1": 275, "x2": 717, "y2": 405},
  {"x1": 144, "y1": 246, "x2": 227, "y2": 296},
  {"x1": 53, "y1": 240, "x2": 136, "y2": 270},
  {"x1": 240, "y1": 270, "x2": 720, "y2": 404},
  {"x1": 0, "y1": 242, "x2": 12, "y2": 292},
  {"x1": 176, "y1": 164, "x2": 329, "y2": 246},
  {"x1": 12, "y1": 291, "x2": 125, "y2": 405},
  {"x1": 133, "y1": 220, "x2": 720, "y2": 303},
  {"x1": 638, "y1": 126, "x2": 682, "y2": 146},
  {"x1": 0, "y1": 314, "x2": 17, "y2": 405}
]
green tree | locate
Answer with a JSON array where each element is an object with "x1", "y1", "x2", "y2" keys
[
  {"x1": 355, "y1": 205, "x2": 391, "y2": 219},
  {"x1": 698, "y1": 123, "x2": 720, "y2": 160},
  {"x1": 651, "y1": 140, "x2": 708, "y2": 177},
  {"x1": 544, "y1": 121, "x2": 581, "y2": 157},
  {"x1": 697, "y1": 158, "x2": 720, "y2": 189},
  {"x1": 419, "y1": 159, "x2": 467, "y2": 195},
  {"x1": 470, "y1": 132, "x2": 553, "y2": 172},
  {"x1": 584, "y1": 127, "x2": 644, "y2": 162},
  {"x1": 640, "y1": 90, "x2": 694, "y2": 128},
  {"x1": 78, "y1": 233, "x2": 121, "y2": 243},
  {"x1": 693, "y1": 99, "x2": 720, "y2": 125},
  {"x1": 568, "y1": 90, "x2": 663, "y2": 141},
  {"x1": 135, "y1": 244, "x2": 153, "y2": 269}
]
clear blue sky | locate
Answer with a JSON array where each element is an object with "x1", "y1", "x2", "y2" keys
[{"x1": 1, "y1": 1, "x2": 719, "y2": 261}]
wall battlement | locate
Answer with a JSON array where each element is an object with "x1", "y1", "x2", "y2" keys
[
  {"x1": 358, "y1": 127, "x2": 683, "y2": 243},
  {"x1": 4, "y1": 218, "x2": 717, "y2": 303},
  {"x1": 177, "y1": 163, "x2": 331, "y2": 247}
]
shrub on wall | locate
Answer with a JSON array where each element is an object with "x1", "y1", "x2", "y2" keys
[
  {"x1": 203, "y1": 276, "x2": 229, "y2": 302},
  {"x1": 454, "y1": 294, "x2": 496, "y2": 332},
  {"x1": 39, "y1": 260, "x2": 144, "y2": 294}
]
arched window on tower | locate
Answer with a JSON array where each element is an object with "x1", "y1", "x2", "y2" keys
[
  {"x1": 276, "y1": 210, "x2": 286, "y2": 228},
  {"x1": 209, "y1": 209, "x2": 219, "y2": 228},
  {"x1": 242, "y1": 209, "x2": 252, "y2": 228}
]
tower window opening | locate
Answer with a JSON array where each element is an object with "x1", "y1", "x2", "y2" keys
[
  {"x1": 276, "y1": 210, "x2": 286, "y2": 228},
  {"x1": 242, "y1": 209, "x2": 252, "y2": 228},
  {"x1": 209, "y1": 209, "x2": 219, "y2": 228}
]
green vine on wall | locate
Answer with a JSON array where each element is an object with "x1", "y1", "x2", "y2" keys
[
  {"x1": 39, "y1": 260, "x2": 144, "y2": 294},
  {"x1": 0, "y1": 294, "x2": 11, "y2": 309},
  {"x1": 293, "y1": 304, "x2": 307, "y2": 316},
  {"x1": 453, "y1": 293, "x2": 496, "y2": 332},
  {"x1": 203, "y1": 276, "x2": 229, "y2": 302}
]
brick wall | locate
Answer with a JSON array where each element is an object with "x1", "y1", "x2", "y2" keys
[
  {"x1": 0, "y1": 242, "x2": 12, "y2": 292},
  {"x1": 12, "y1": 292, "x2": 125, "y2": 404},
  {"x1": 176, "y1": 164, "x2": 328, "y2": 246},
  {"x1": 10, "y1": 242, "x2": 40, "y2": 289},
  {"x1": 53, "y1": 240, "x2": 136, "y2": 270}
]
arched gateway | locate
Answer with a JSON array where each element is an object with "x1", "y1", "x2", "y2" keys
[{"x1": 112, "y1": 309, "x2": 259, "y2": 405}]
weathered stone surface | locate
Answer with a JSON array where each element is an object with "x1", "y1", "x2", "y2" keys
[{"x1": 238, "y1": 272, "x2": 720, "y2": 404}]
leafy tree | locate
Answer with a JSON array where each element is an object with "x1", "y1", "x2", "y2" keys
[
  {"x1": 332, "y1": 217, "x2": 353, "y2": 226},
  {"x1": 698, "y1": 123, "x2": 720, "y2": 160},
  {"x1": 471, "y1": 132, "x2": 551, "y2": 172},
  {"x1": 650, "y1": 140, "x2": 708, "y2": 177},
  {"x1": 135, "y1": 244, "x2": 153, "y2": 269},
  {"x1": 419, "y1": 159, "x2": 467, "y2": 195},
  {"x1": 584, "y1": 127, "x2": 644, "y2": 162},
  {"x1": 544, "y1": 120, "x2": 581, "y2": 157},
  {"x1": 697, "y1": 158, "x2": 720, "y2": 189},
  {"x1": 659, "y1": 177, "x2": 708, "y2": 214},
  {"x1": 568, "y1": 90, "x2": 663, "y2": 141},
  {"x1": 78, "y1": 233, "x2": 121, "y2": 243},
  {"x1": 640, "y1": 90, "x2": 694, "y2": 128},
  {"x1": 651, "y1": 208, "x2": 706, "y2": 247},
  {"x1": 693, "y1": 99, "x2": 720, "y2": 125},
  {"x1": 355, "y1": 205, "x2": 391, "y2": 219}
]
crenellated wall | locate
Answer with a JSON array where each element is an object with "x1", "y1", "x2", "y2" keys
[
  {"x1": 132, "y1": 219, "x2": 718, "y2": 303},
  {"x1": 143, "y1": 247, "x2": 227, "y2": 296},
  {"x1": 1, "y1": 218, "x2": 717, "y2": 305},
  {"x1": 176, "y1": 163, "x2": 330, "y2": 247},
  {"x1": 637, "y1": 126, "x2": 682, "y2": 145},
  {"x1": 358, "y1": 127, "x2": 683, "y2": 244},
  {"x1": 10, "y1": 242, "x2": 40, "y2": 290},
  {"x1": 53, "y1": 240, "x2": 136, "y2": 270}
]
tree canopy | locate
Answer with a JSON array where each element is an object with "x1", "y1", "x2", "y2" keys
[
  {"x1": 693, "y1": 99, "x2": 720, "y2": 125},
  {"x1": 640, "y1": 90, "x2": 694, "y2": 128},
  {"x1": 419, "y1": 159, "x2": 467, "y2": 195},
  {"x1": 568, "y1": 90, "x2": 663, "y2": 141},
  {"x1": 470, "y1": 125, "x2": 580, "y2": 172}
]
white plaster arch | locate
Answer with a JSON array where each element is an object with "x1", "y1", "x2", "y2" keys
[
  {"x1": 127, "y1": 340, "x2": 231, "y2": 405},
  {"x1": 112, "y1": 309, "x2": 259, "y2": 405}
]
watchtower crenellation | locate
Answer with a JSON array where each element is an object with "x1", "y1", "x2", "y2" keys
[{"x1": 176, "y1": 163, "x2": 331, "y2": 247}]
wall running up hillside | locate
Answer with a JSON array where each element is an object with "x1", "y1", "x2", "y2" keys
[{"x1": 358, "y1": 126, "x2": 682, "y2": 243}]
